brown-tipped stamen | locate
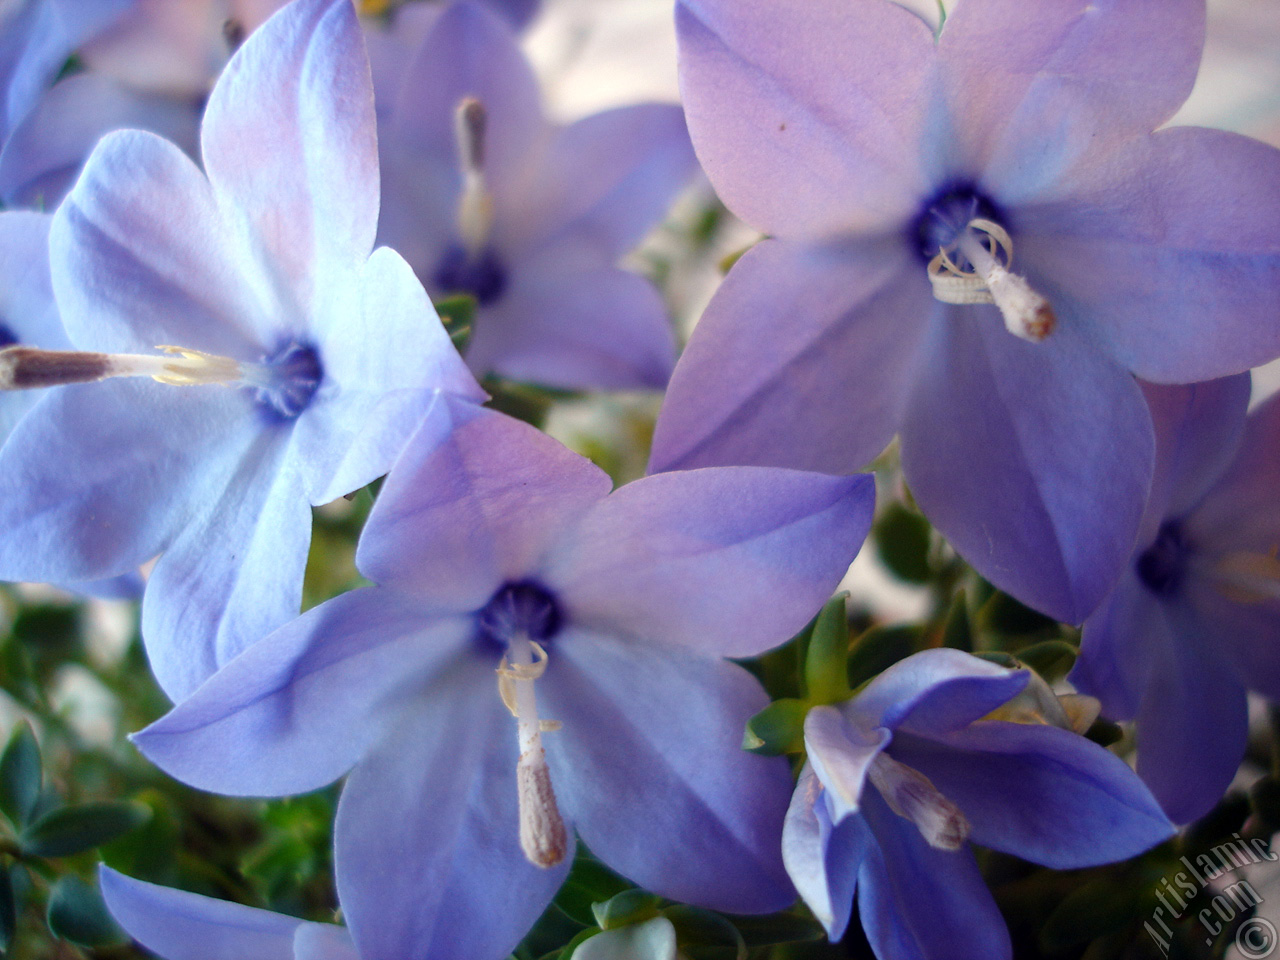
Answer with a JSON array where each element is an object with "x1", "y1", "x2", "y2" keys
[
  {"x1": 868, "y1": 751, "x2": 970, "y2": 851},
  {"x1": 0, "y1": 344, "x2": 244, "y2": 392}
]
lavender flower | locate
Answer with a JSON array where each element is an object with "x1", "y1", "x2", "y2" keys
[
  {"x1": 785, "y1": 649, "x2": 1174, "y2": 960},
  {"x1": 0, "y1": 0, "x2": 482, "y2": 701},
  {"x1": 651, "y1": 0, "x2": 1280, "y2": 624},
  {"x1": 375, "y1": 2, "x2": 696, "y2": 391},
  {"x1": 1072, "y1": 375, "x2": 1280, "y2": 823},
  {"x1": 132, "y1": 400, "x2": 875, "y2": 960},
  {"x1": 100, "y1": 867, "x2": 358, "y2": 960}
]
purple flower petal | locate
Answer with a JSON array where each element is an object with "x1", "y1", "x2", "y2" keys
[
  {"x1": 900, "y1": 311, "x2": 1153, "y2": 623},
  {"x1": 335, "y1": 672, "x2": 570, "y2": 960},
  {"x1": 892, "y1": 721, "x2": 1173, "y2": 866},
  {"x1": 0, "y1": 378, "x2": 256, "y2": 582},
  {"x1": 857, "y1": 791, "x2": 1011, "y2": 960},
  {"x1": 50, "y1": 129, "x2": 264, "y2": 357},
  {"x1": 201, "y1": 0, "x2": 377, "y2": 311},
  {"x1": 0, "y1": 73, "x2": 198, "y2": 210},
  {"x1": 139, "y1": 436, "x2": 307, "y2": 702},
  {"x1": 544, "y1": 465, "x2": 873, "y2": 658},
  {"x1": 356, "y1": 401, "x2": 611, "y2": 608},
  {"x1": 1182, "y1": 582, "x2": 1280, "y2": 703},
  {"x1": 293, "y1": 924, "x2": 361, "y2": 960},
  {"x1": 464, "y1": 261, "x2": 675, "y2": 390},
  {"x1": 289, "y1": 246, "x2": 483, "y2": 504},
  {"x1": 649, "y1": 238, "x2": 935, "y2": 474},
  {"x1": 1019, "y1": 128, "x2": 1280, "y2": 383},
  {"x1": 133, "y1": 588, "x2": 473, "y2": 795},
  {"x1": 1133, "y1": 609, "x2": 1249, "y2": 824},
  {"x1": 803, "y1": 706, "x2": 888, "y2": 822},
  {"x1": 99, "y1": 867, "x2": 306, "y2": 960},
  {"x1": 1073, "y1": 570, "x2": 1161, "y2": 720},
  {"x1": 0, "y1": 210, "x2": 64, "y2": 439},
  {"x1": 543, "y1": 628, "x2": 794, "y2": 913},
  {"x1": 781, "y1": 764, "x2": 869, "y2": 940},
  {"x1": 940, "y1": 0, "x2": 1205, "y2": 194},
  {"x1": 674, "y1": 0, "x2": 936, "y2": 241},
  {"x1": 846, "y1": 648, "x2": 1029, "y2": 736}
]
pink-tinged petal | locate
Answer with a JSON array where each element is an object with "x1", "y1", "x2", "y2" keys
[
  {"x1": 544, "y1": 466, "x2": 872, "y2": 658},
  {"x1": 674, "y1": 0, "x2": 937, "y2": 240},
  {"x1": 781, "y1": 764, "x2": 869, "y2": 941},
  {"x1": 1073, "y1": 571, "x2": 1161, "y2": 721},
  {"x1": 650, "y1": 238, "x2": 935, "y2": 474},
  {"x1": 900, "y1": 311, "x2": 1154, "y2": 624},
  {"x1": 336, "y1": 668, "x2": 571, "y2": 960},
  {"x1": 380, "y1": 1, "x2": 544, "y2": 220},
  {"x1": 50, "y1": 129, "x2": 265, "y2": 357},
  {"x1": 0, "y1": 378, "x2": 257, "y2": 582},
  {"x1": 893, "y1": 722, "x2": 1173, "y2": 867},
  {"x1": 202, "y1": 0, "x2": 378, "y2": 310},
  {"x1": 857, "y1": 792, "x2": 1011, "y2": 960},
  {"x1": 1018, "y1": 128, "x2": 1280, "y2": 383},
  {"x1": 544, "y1": 630, "x2": 794, "y2": 913},
  {"x1": 1133, "y1": 612, "x2": 1248, "y2": 824},
  {"x1": 133, "y1": 588, "x2": 473, "y2": 796},
  {"x1": 1140, "y1": 376, "x2": 1250, "y2": 531},
  {"x1": 941, "y1": 0, "x2": 1204, "y2": 193},
  {"x1": 846, "y1": 648, "x2": 1029, "y2": 736},
  {"x1": 290, "y1": 247, "x2": 483, "y2": 504},
  {"x1": 140, "y1": 434, "x2": 306, "y2": 702},
  {"x1": 506, "y1": 103, "x2": 696, "y2": 260},
  {"x1": 357, "y1": 401, "x2": 611, "y2": 607},
  {"x1": 0, "y1": 73, "x2": 199, "y2": 210},
  {"x1": 465, "y1": 260, "x2": 676, "y2": 391},
  {"x1": 99, "y1": 867, "x2": 304, "y2": 960},
  {"x1": 78, "y1": 0, "x2": 228, "y2": 97}
]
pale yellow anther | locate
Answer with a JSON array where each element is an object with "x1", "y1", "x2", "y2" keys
[
  {"x1": 1211, "y1": 548, "x2": 1280, "y2": 605},
  {"x1": 148, "y1": 346, "x2": 244, "y2": 386}
]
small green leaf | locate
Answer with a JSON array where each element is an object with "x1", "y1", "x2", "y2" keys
[
  {"x1": 45, "y1": 875, "x2": 126, "y2": 948},
  {"x1": 940, "y1": 591, "x2": 972, "y2": 652},
  {"x1": 803, "y1": 594, "x2": 852, "y2": 705},
  {"x1": 847, "y1": 625, "x2": 919, "y2": 690},
  {"x1": 1038, "y1": 875, "x2": 1152, "y2": 953},
  {"x1": 742, "y1": 699, "x2": 807, "y2": 756},
  {"x1": 663, "y1": 905, "x2": 746, "y2": 960},
  {"x1": 873, "y1": 503, "x2": 932, "y2": 584},
  {"x1": 975, "y1": 590, "x2": 1057, "y2": 638},
  {"x1": 0, "y1": 723, "x2": 41, "y2": 830},
  {"x1": 1014, "y1": 640, "x2": 1078, "y2": 682},
  {"x1": 554, "y1": 857, "x2": 632, "y2": 927},
  {"x1": 0, "y1": 862, "x2": 15, "y2": 952},
  {"x1": 434, "y1": 294, "x2": 476, "y2": 353},
  {"x1": 591, "y1": 890, "x2": 661, "y2": 931},
  {"x1": 724, "y1": 911, "x2": 824, "y2": 947},
  {"x1": 21, "y1": 801, "x2": 149, "y2": 859}
]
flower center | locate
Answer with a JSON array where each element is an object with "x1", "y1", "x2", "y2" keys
[
  {"x1": 868, "y1": 751, "x2": 969, "y2": 851},
  {"x1": 917, "y1": 185, "x2": 1056, "y2": 342},
  {"x1": 433, "y1": 244, "x2": 509, "y2": 307},
  {"x1": 1136, "y1": 521, "x2": 1188, "y2": 597},
  {"x1": 0, "y1": 338, "x2": 324, "y2": 422},
  {"x1": 478, "y1": 581, "x2": 568, "y2": 869}
]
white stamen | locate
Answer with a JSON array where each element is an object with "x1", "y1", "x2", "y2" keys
[
  {"x1": 868, "y1": 752, "x2": 969, "y2": 851},
  {"x1": 929, "y1": 218, "x2": 1056, "y2": 342},
  {"x1": 1205, "y1": 549, "x2": 1280, "y2": 605},
  {"x1": 0, "y1": 344, "x2": 245, "y2": 391},
  {"x1": 499, "y1": 634, "x2": 567, "y2": 868},
  {"x1": 454, "y1": 97, "x2": 494, "y2": 258}
]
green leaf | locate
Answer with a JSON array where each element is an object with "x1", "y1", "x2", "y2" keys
[
  {"x1": 663, "y1": 906, "x2": 746, "y2": 960},
  {"x1": 975, "y1": 590, "x2": 1057, "y2": 639},
  {"x1": 434, "y1": 294, "x2": 476, "y2": 352},
  {"x1": 591, "y1": 890, "x2": 661, "y2": 931},
  {"x1": 940, "y1": 592, "x2": 972, "y2": 652},
  {"x1": 1038, "y1": 875, "x2": 1152, "y2": 953},
  {"x1": 742, "y1": 699, "x2": 807, "y2": 756},
  {"x1": 45, "y1": 875, "x2": 126, "y2": 948},
  {"x1": 1014, "y1": 640, "x2": 1078, "y2": 682},
  {"x1": 21, "y1": 801, "x2": 150, "y2": 859},
  {"x1": 724, "y1": 911, "x2": 824, "y2": 947},
  {"x1": 803, "y1": 594, "x2": 852, "y2": 705},
  {"x1": 554, "y1": 857, "x2": 632, "y2": 927},
  {"x1": 847, "y1": 625, "x2": 918, "y2": 690},
  {"x1": 0, "y1": 723, "x2": 40, "y2": 830},
  {"x1": 873, "y1": 503, "x2": 932, "y2": 584}
]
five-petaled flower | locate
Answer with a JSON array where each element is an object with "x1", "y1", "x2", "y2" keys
[
  {"x1": 651, "y1": 0, "x2": 1280, "y2": 625},
  {"x1": 784, "y1": 648, "x2": 1173, "y2": 960},
  {"x1": 132, "y1": 400, "x2": 875, "y2": 960}
]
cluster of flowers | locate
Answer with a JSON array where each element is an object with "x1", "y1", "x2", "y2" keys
[{"x1": 0, "y1": 0, "x2": 1277, "y2": 958}]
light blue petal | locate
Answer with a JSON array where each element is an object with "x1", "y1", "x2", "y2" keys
[
  {"x1": 543, "y1": 628, "x2": 795, "y2": 913},
  {"x1": 543, "y1": 465, "x2": 873, "y2": 658}
]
